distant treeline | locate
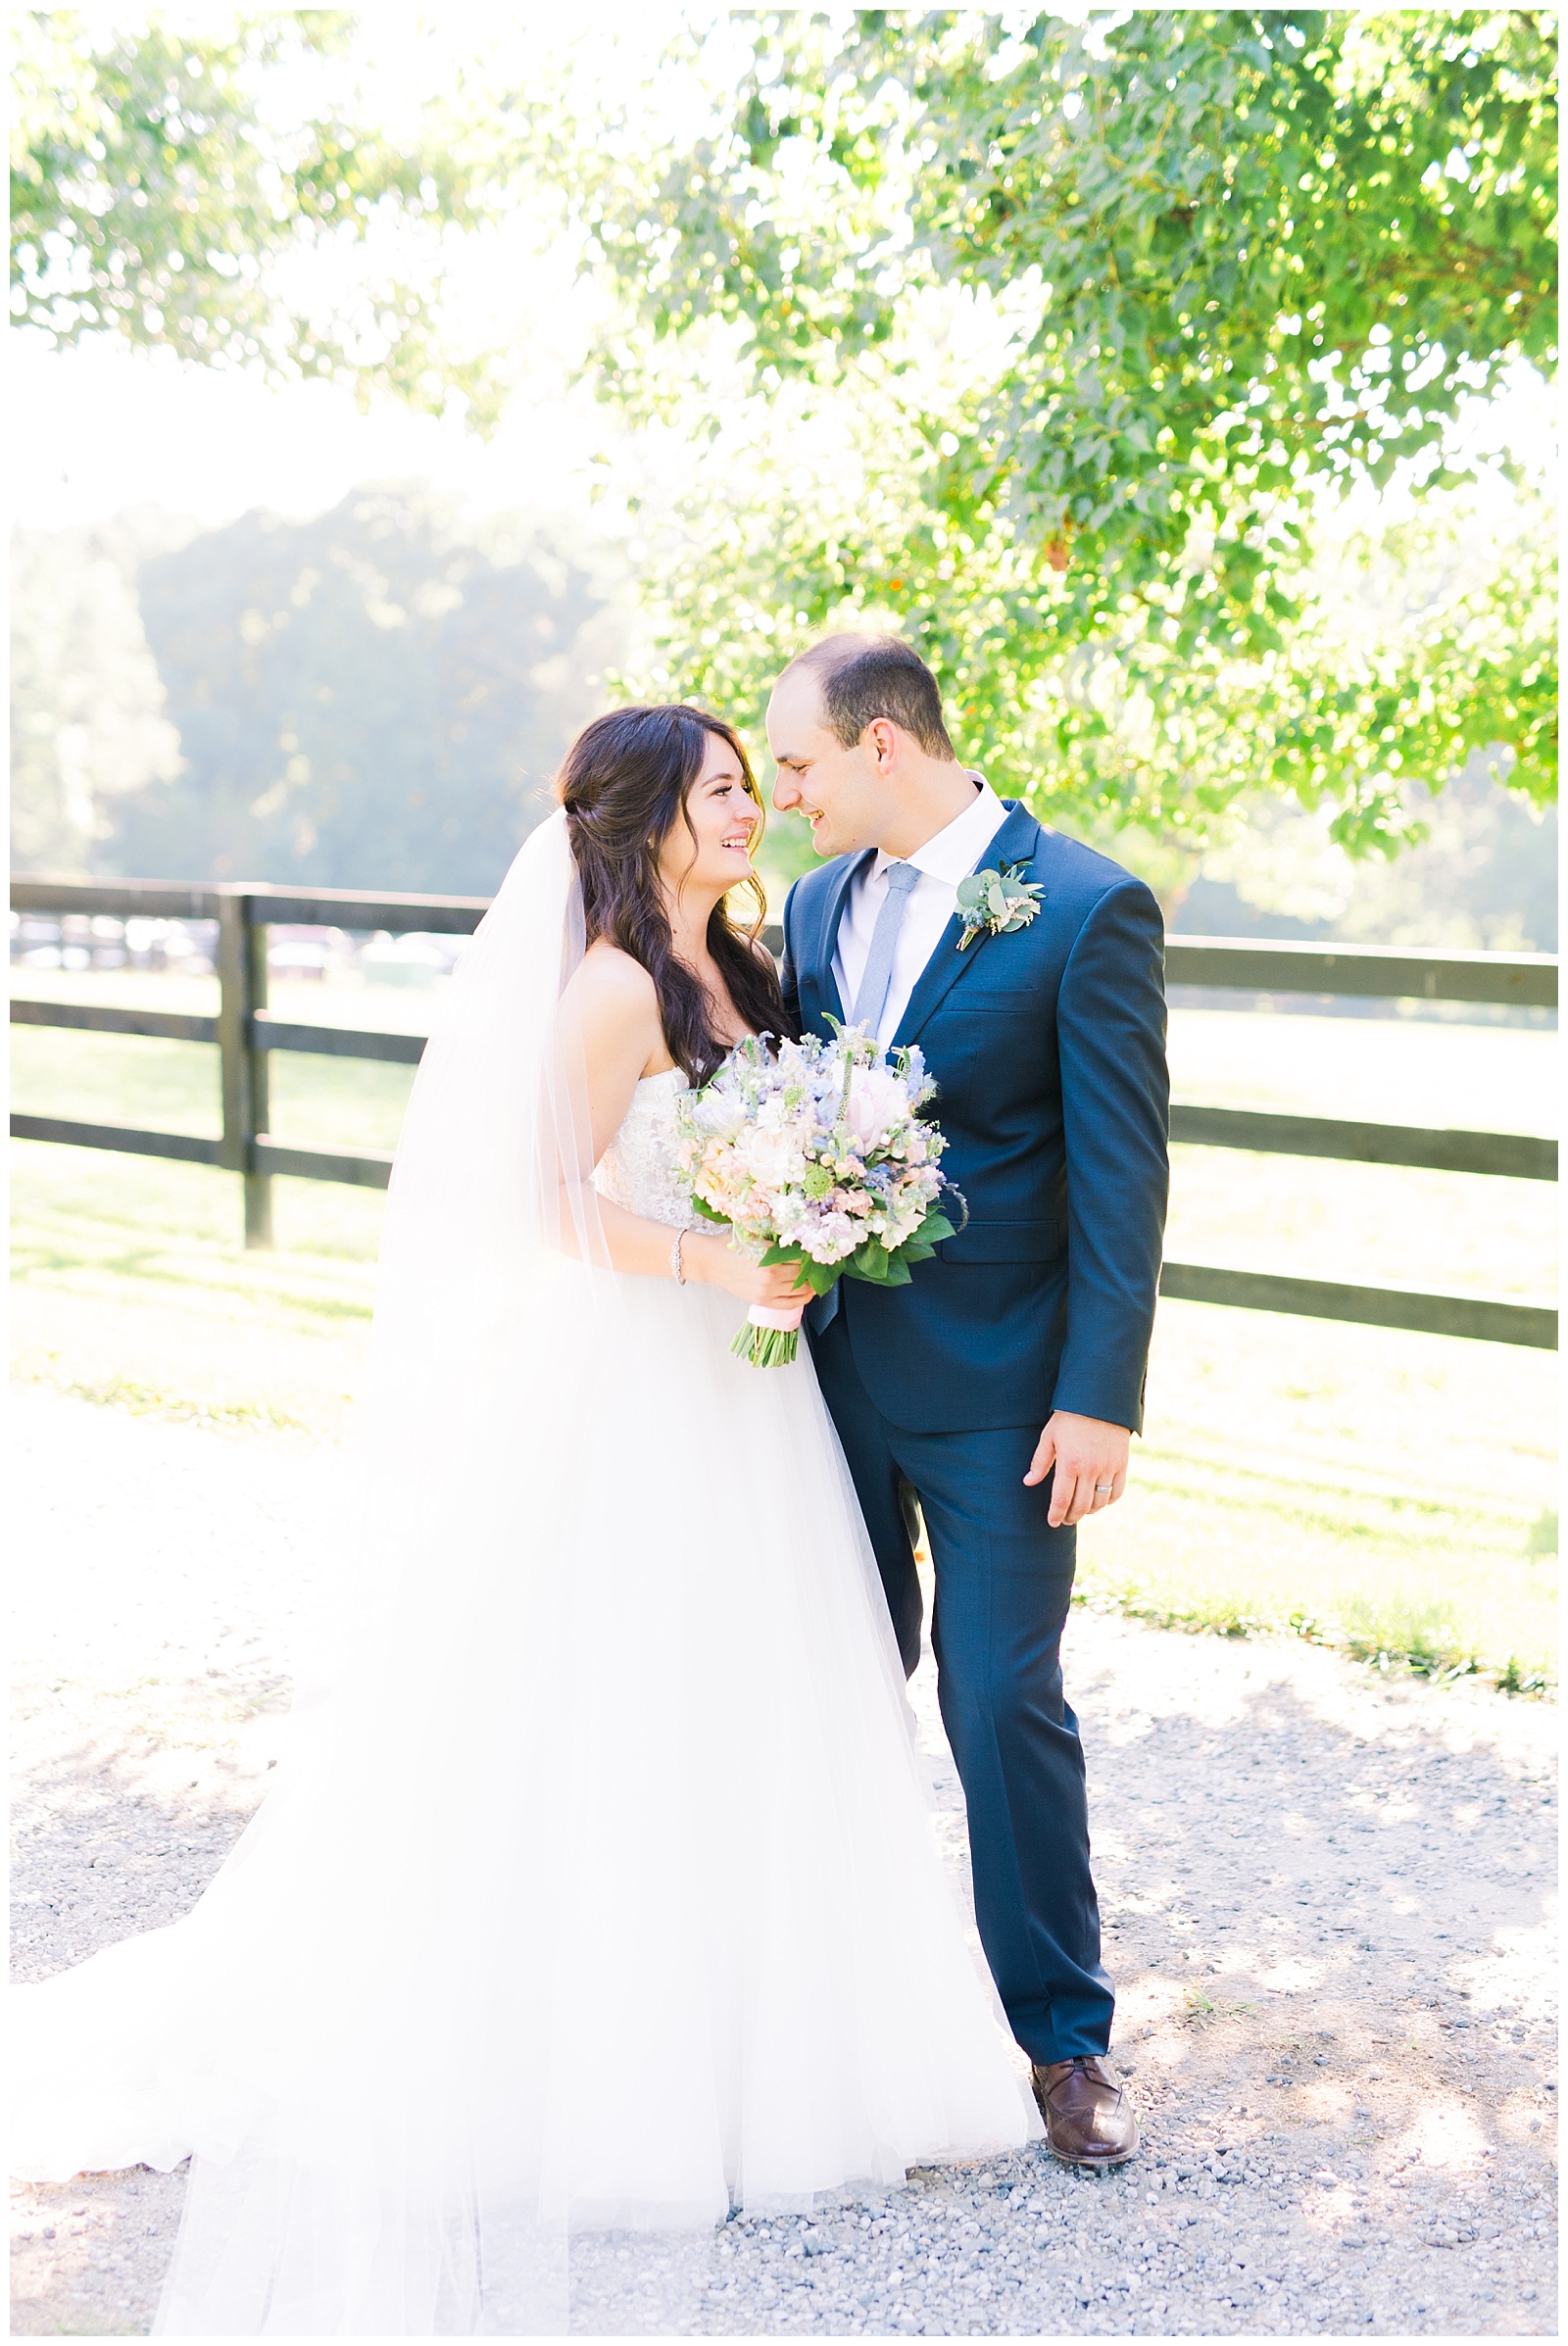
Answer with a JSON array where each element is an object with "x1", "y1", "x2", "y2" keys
[
  {"x1": 9, "y1": 484, "x2": 1557, "y2": 949},
  {"x1": 12, "y1": 485, "x2": 624, "y2": 897}
]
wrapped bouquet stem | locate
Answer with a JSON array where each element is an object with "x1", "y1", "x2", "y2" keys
[
  {"x1": 738, "y1": 1299, "x2": 811, "y2": 1369},
  {"x1": 675, "y1": 1023, "x2": 964, "y2": 1366}
]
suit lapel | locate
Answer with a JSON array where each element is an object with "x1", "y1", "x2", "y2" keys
[
  {"x1": 811, "y1": 849, "x2": 872, "y2": 1025},
  {"x1": 890, "y1": 802, "x2": 1043, "y2": 1051}
]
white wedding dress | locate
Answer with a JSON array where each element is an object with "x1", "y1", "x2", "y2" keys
[{"x1": 11, "y1": 815, "x2": 1034, "y2": 2336}]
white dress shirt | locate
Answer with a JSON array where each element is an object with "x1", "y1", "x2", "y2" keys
[{"x1": 832, "y1": 775, "x2": 1010, "y2": 1045}]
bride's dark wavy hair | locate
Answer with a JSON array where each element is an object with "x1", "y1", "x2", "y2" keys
[{"x1": 558, "y1": 703, "x2": 793, "y2": 1085}]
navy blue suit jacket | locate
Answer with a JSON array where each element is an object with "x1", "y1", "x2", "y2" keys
[{"x1": 780, "y1": 801, "x2": 1169, "y2": 1436}]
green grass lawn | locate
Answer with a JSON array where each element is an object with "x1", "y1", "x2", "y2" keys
[
  {"x1": 10, "y1": 988, "x2": 1558, "y2": 1692},
  {"x1": 1082, "y1": 1300, "x2": 1555, "y2": 1693}
]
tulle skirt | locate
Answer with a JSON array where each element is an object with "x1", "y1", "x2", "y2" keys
[{"x1": 11, "y1": 1265, "x2": 1035, "y2": 2333}]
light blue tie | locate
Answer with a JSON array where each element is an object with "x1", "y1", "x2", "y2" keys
[
  {"x1": 812, "y1": 861, "x2": 921, "y2": 1340},
  {"x1": 851, "y1": 859, "x2": 921, "y2": 1037}
]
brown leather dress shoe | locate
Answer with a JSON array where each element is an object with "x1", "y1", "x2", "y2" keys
[{"x1": 1031, "y1": 2055, "x2": 1140, "y2": 2166}]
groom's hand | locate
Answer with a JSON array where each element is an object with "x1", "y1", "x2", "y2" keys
[{"x1": 1024, "y1": 1412, "x2": 1131, "y2": 1527}]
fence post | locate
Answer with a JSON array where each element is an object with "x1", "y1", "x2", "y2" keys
[{"x1": 216, "y1": 889, "x2": 272, "y2": 1248}]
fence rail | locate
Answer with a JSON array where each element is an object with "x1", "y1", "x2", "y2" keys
[
  {"x1": 11, "y1": 873, "x2": 1559, "y2": 1348},
  {"x1": 1160, "y1": 933, "x2": 1558, "y2": 1008}
]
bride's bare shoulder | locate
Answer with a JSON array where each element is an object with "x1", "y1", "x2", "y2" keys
[
  {"x1": 575, "y1": 939, "x2": 659, "y2": 1011},
  {"x1": 567, "y1": 942, "x2": 666, "y2": 1070}
]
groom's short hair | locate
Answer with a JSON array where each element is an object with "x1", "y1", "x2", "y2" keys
[{"x1": 786, "y1": 633, "x2": 956, "y2": 760}]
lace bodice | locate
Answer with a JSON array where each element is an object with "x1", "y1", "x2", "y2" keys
[{"x1": 594, "y1": 1068, "x2": 706, "y2": 1232}]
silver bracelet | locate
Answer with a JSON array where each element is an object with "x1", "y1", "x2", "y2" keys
[{"x1": 669, "y1": 1229, "x2": 687, "y2": 1286}]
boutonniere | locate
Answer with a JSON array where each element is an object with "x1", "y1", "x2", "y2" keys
[{"x1": 955, "y1": 860, "x2": 1045, "y2": 952}]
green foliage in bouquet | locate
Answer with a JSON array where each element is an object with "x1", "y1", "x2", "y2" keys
[{"x1": 755, "y1": 1198, "x2": 961, "y2": 1298}]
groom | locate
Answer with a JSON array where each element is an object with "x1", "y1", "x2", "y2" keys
[{"x1": 771, "y1": 635, "x2": 1168, "y2": 2167}]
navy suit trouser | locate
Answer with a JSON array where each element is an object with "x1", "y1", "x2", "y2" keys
[{"x1": 812, "y1": 1312, "x2": 1114, "y2": 2064}]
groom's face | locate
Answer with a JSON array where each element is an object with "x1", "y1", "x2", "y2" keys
[{"x1": 765, "y1": 670, "x2": 891, "y2": 859}]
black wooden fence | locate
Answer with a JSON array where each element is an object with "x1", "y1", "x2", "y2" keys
[{"x1": 11, "y1": 875, "x2": 1559, "y2": 1350}]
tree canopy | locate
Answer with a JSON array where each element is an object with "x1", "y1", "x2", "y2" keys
[
  {"x1": 13, "y1": 10, "x2": 1557, "y2": 861},
  {"x1": 556, "y1": 8, "x2": 1557, "y2": 850},
  {"x1": 11, "y1": 10, "x2": 480, "y2": 410}
]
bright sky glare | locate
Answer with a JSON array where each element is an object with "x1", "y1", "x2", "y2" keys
[
  {"x1": 12, "y1": 5, "x2": 719, "y2": 536},
  {"x1": 11, "y1": 329, "x2": 612, "y2": 535}
]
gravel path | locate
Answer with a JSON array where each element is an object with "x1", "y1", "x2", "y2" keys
[{"x1": 10, "y1": 1390, "x2": 1558, "y2": 2338}]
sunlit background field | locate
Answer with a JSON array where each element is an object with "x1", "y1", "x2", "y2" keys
[{"x1": 13, "y1": 958, "x2": 1557, "y2": 1696}]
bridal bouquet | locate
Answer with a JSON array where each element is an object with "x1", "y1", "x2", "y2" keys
[{"x1": 674, "y1": 1024, "x2": 962, "y2": 1366}]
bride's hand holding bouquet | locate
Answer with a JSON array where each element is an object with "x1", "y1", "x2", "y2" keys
[{"x1": 675, "y1": 1023, "x2": 963, "y2": 1366}]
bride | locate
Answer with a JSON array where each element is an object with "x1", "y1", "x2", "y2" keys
[{"x1": 12, "y1": 702, "x2": 1035, "y2": 2335}]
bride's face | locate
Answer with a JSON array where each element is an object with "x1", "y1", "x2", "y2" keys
[{"x1": 657, "y1": 732, "x2": 760, "y2": 901}]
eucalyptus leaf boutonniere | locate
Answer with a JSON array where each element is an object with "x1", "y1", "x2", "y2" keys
[{"x1": 955, "y1": 860, "x2": 1045, "y2": 952}]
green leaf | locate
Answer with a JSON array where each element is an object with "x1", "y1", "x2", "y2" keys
[{"x1": 758, "y1": 1241, "x2": 814, "y2": 1288}]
